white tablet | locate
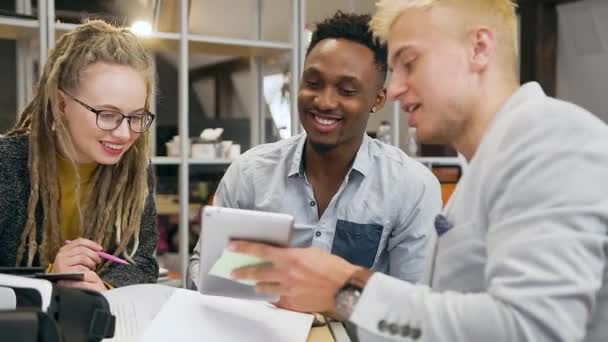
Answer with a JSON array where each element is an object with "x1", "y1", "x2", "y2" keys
[{"x1": 197, "y1": 206, "x2": 294, "y2": 301}]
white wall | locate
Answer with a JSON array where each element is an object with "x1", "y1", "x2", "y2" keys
[{"x1": 557, "y1": 0, "x2": 608, "y2": 122}]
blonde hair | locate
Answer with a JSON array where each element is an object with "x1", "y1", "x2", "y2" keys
[
  {"x1": 371, "y1": 0, "x2": 519, "y2": 74},
  {"x1": 7, "y1": 19, "x2": 156, "y2": 269}
]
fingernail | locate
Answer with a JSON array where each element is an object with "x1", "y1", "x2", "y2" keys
[{"x1": 228, "y1": 242, "x2": 237, "y2": 251}]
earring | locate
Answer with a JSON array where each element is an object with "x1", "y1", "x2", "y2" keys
[{"x1": 371, "y1": 106, "x2": 377, "y2": 113}]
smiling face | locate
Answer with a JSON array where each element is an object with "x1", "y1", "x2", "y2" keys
[
  {"x1": 298, "y1": 38, "x2": 386, "y2": 153},
  {"x1": 60, "y1": 62, "x2": 147, "y2": 164},
  {"x1": 386, "y1": 7, "x2": 478, "y2": 145}
]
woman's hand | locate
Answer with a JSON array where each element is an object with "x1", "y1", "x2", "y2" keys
[
  {"x1": 52, "y1": 238, "x2": 103, "y2": 273},
  {"x1": 58, "y1": 270, "x2": 108, "y2": 292}
]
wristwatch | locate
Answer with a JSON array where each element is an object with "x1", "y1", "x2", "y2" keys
[{"x1": 335, "y1": 268, "x2": 374, "y2": 321}]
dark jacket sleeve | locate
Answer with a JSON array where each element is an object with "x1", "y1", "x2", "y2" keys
[
  {"x1": 0, "y1": 135, "x2": 30, "y2": 268},
  {"x1": 101, "y1": 166, "x2": 159, "y2": 287},
  {"x1": 0, "y1": 144, "x2": 9, "y2": 239}
]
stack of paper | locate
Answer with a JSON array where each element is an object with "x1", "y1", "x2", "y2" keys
[
  {"x1": 101, "y1": 284, "x2": 313, "y2": 342},
  {"x1": 140, "y1": 289, "x2": 313, "y2": 342}
]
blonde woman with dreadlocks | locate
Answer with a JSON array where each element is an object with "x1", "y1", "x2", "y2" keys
[{"x1": 0, "y1": 20, "x2": 159, "y2": 292}]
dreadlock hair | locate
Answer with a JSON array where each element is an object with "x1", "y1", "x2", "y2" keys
[
  {"x1": 307, "y1": 11, "x2": 388, "y2": 86},
  {"x1": 6, "y1": 19, "x2": 156, "y2": 270}
]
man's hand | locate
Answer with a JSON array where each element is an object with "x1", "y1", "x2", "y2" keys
[
  {"x1": 53, "y1": 238, "x2": 102, "y2": 273},
  {"x1": 58, "y1": 270, "x2": 108, "y2": 292},
  {"x1": 230, "y1": 241, "x2": 361, "y2": 313}
]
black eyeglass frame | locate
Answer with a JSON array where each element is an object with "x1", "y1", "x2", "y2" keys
[{"x1": 60, "y1": 89, "x2": 155, "y2": 133}]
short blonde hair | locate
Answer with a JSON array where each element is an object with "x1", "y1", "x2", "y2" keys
[{"x1": 371, "y1": 0, "x2": 519, "y2": 73}]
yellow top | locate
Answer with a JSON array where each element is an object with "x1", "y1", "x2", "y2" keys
[
  {"x1": 52, "y1": 157, "x2": 115, "y2": 289},
  {"x1": 57, "y1": 155, "x2": 98, "y2": 241}
]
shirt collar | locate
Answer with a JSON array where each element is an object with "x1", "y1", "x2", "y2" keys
[
  {"x1": 288, "y1": 134, "x2": 307, "y2": 178},
  {"x1": 498, "y1": 82, "x2": 546, "y2": 116},
  {"x1": 350, "y1": 134, "x2": 372, "y2": 177},
  {"x1": 287, "y1": 134, "x2": 372, "y2": 178}
]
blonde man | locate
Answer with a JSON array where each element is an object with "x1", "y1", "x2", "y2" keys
[{"x1": 227, "y1": 0, "x2": 608, "y2": 341}]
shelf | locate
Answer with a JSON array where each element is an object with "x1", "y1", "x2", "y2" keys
[
  {"x1": 55, "y1": 22, "x2": 179, "y2": 40},
  {"x1": 416, "y1": 157, "x2": 464, "y2": 165},
  {"x1": 54, "y1": 23, "x2": 291, "y2": 56},
  {"x1": 152, "y1": 157, "x2": 233, "y2": 165},
  {"x1": 188, "y1": 34, "x2": 292, "y2": 57},
  {"x1": 189, "y1": 158, "x2": 233, "y2": 165},
  {"x1": 0, "y1": 15, "x2": 38, "y2": 39},
  {"x1": 55, "y1": 22, "x2": 180, "y2": 51},
  {"x1": 147, "y1": 31, "x2": 181, "y2": 40},
  {"x1": 416, "y1": 157, "x2": 468, "y2": 175},
  {"x1": 152, "y1": 157, "x2": 180, "y2": 165}
]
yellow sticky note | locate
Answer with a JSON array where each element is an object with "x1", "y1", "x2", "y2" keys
[{"x1": 209, "y1": 249, "x2": 271, "y2": 286}]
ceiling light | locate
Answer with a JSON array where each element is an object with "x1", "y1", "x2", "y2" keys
[{"x1": 131, "y1": 20, "x2": 152, "y2": 36}]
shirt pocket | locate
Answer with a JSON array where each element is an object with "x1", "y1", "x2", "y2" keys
[
  {"x1": 331, "y1": 220, "x2": 383, "y2": 268},
  {"x1": 436, "y1": 220, "x2": 477, "y2": 255}
]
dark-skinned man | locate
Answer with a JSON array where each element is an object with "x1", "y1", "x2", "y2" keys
[{"x1": 187, "y1": 11, "x2": 441, "y2": 290}]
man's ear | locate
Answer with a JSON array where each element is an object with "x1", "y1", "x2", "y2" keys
[
  {"x1": 372, "y1": 88, "x2": 388, "y2": 113},
  {"x1": 469, "y1": 26, "x2": 496, "y2": 73}
]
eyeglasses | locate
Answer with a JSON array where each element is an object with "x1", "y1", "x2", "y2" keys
[{"x1": 61, "y1": 89, "x2": 155, "y2": 133}]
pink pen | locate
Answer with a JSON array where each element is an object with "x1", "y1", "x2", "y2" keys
[{"x1": 64, "y1": 240, "x2": 130, "y2": 265}]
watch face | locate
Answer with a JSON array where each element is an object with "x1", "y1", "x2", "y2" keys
[{"x1": 336, "y1": 285, "x2": 362, "y2": 321}]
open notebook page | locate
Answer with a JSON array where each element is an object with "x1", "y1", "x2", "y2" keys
[
  {"x1": 102, "y1": 284, "x2": 176, "y2": 342},
  {"x1": 140, "y1": 289, "x2": 314, "y2": 342}
]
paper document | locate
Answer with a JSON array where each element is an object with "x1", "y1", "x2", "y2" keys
[
  {"x1": 209, "y1": 249, "x2": 271, "y2": 285},
  {"x1": 102, "y1": 284, "x2": 176, "y2": 342},
  {"x1": 140, "y1": 289, "x2": 314, "y2": 342}
]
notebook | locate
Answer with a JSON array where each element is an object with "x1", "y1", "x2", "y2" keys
[
  {"x1": 140, "y1": 289, "x2": 314, "y2": 342},
  {"x1": 101, "y1": 284, "x2": 313, "y2": 342}
]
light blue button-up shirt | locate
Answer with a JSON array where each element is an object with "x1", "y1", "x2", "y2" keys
[{"x1": 188, "y1": 133, "x2": 442, "y2": 288}]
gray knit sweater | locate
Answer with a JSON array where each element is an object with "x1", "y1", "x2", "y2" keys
[{"x1": 0, "y1": 134, "x2": 159, "y2": 287}]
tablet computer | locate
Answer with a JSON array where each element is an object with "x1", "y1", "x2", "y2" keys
[
  {"x1": 32, "y1": 273, "x2": 84, "y2": 282},
  {"x1": 198, "y1": 206, "x2": 294, "y2": 302},
  {"x1": 0, "y1": 267, "x2": 45, "y2": 275}
]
